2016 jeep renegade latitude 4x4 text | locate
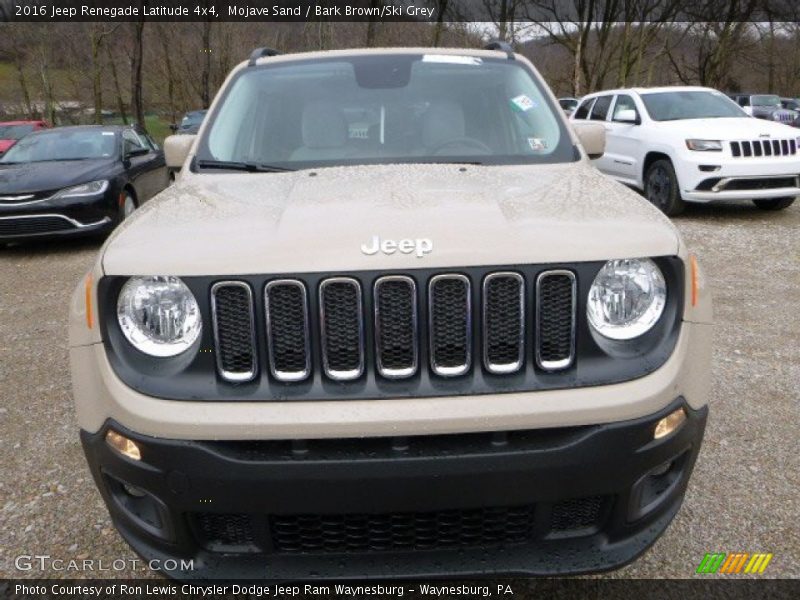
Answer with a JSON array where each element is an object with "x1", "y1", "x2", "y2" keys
[{"x1": 69, "y1": 47, "x2": 712, "y2": 579}]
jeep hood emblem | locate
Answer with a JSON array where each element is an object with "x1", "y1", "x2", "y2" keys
[{"x1": 361, "y1": 235, "x2": 433, "y2": 258}]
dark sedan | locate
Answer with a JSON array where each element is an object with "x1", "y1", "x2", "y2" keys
[{"x1": 0, "y1": 125, "x2": 169, "y2": 242}]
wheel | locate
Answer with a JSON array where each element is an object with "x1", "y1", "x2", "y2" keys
[
  {"x1": 752, "y1": 197, "x2": 795, "y2": 211},
  {"x1": 644, "y1": 159, "x2": 685, "y2": 216},
  {"x1": 119, "y1": 190, "x2": 137, "y2": 222}
]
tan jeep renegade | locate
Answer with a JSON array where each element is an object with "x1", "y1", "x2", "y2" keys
[{"x1": 68, "y1": 45, "x2": 712, "y2": 579}]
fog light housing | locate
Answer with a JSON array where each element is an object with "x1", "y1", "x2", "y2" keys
[
  {"x1": 105, "y1": 430, "x2": 141, "y2": 461},
  {"x1": 654, "y1": 407, "x2": 686, "y2": 440}
]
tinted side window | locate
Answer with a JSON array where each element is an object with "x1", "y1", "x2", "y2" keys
[
  {"x1": 123, "y1": 130, "x2": 147, "y2": 155},
  {"x1": 573, "y1": 98, "x2": 595, "y2": 120},
  {"x1": 737, "y1": 96, "x2": 750, "y2": 107},
  {"x1": 590, "y1": 95, "x2": 612, "y2": 121}
]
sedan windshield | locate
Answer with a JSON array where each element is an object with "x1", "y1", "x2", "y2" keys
[
  {"x1": 640, "y1": 91, "x2": 745, "y2": 121},
  {"x1": 197, "y1": 54, "x2": 573, "y2": 169},
  {"x1": 0, "y1": 128, "x2": 117, "y2": 163},
  {"x1": 0, "y1": 124, "x2": 35, "y2": 140},
  {"x1": 752, "y1": 94, "x2": 781, "y2": 107}
]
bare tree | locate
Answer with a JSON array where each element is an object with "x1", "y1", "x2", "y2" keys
[
  {"x1": 130, "y1": 19, "x2": 146, "y2": 130},
  {"x1": 89, "y1": 24, "x2": 121, "y2": 123}
]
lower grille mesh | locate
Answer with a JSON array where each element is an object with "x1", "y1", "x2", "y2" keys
[
  {"x1": 0, "y1": 216, "x2": 75, "y2": 235},
  {"x1": 191, "y1": 495, "x2": 608, "y2": 554},
  {"x1": 270, "y1": 505, "x2": 536, "y2": 554}
]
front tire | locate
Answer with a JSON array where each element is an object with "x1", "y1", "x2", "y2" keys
[
  {"x1": 119, "y1": 190, "x2": 137, "y2": 223},
  {"x1": 645, "y1": 159, "x2": 686, "y2": 216},
  {"x1": 752, "y1": 197, "x2": 795, "y2": 211}
]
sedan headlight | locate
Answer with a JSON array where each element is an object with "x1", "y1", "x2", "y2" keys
[
  {"x1": 587, "y1": 258, "x2": 666, "y2": 340},
  {"x1": 685, "y1": 139, "x2": 722, "y2": 151},
  {"x1": 54, "y1": 179, "x2": 109, "y2": 199},
  {"x1": 117, "y1": 276, "x2": 202, "y2": 357}
]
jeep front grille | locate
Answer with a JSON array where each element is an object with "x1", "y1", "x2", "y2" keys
[
  {"x1": 429, "y1": 274, "x2": 472, "y2": 377},
  {"x1": 265, "y1": 280, "x2": 311, "y2": 382},
  {"x1": 374, "y1": 276, "x2": 418, "y2": 378},
  {"x1": 210, "y1": 282, "x2": 257, "y2": 382},
  {"x1": 730, "y1": 138, "x2": 797, "y2": 158},
  {"x1": 319, "y1": 278, "x2": 364, "y2": 381},
  {"x1": 535, "y1": 271, "x2": 576, "y2": 371},
  {"x1": 210, "y1": 269, "x2": 578, "y2": 384}
]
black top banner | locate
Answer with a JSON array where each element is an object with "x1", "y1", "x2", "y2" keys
[{"x1": 2, "y1": 0, "x2": 800, "y2": 23}]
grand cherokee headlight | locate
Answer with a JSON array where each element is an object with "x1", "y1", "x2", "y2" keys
[
  {"x1": 117, "y1": 276, "x2": 202, "y2": 357},
  {"x1": 685, "y1": 139, "x2": 722, "y2": 151},
  {"x1": 587, "y1": 258, "x2": 666, "y2": 340}
]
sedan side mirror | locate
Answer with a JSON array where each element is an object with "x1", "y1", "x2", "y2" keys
[
  {"x1": 164, "y1": 134, "x2": 196, "y2": 169},
  {"x1": 572, "y1": 122, "x2": 606, "y2": 159},
  {"x1": 614, "y1": 109, "x2": 640, "y2": 125}
]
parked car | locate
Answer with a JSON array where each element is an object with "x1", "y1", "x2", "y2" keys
[
  {"x1": 0, "y1": 120, "x2": 49, "y2": 157},
  {"x1": 572, "y1": 86, "x2": 800, "y2": 214},
  {"x1": 730, "y1": 93, "x2": 798, "y2": 124},
  {"x1": 0, "y1": 125, "x2": 169, "y2": 242},
  {"x1": 558, "y1": 97, "x2": 580, "y2": 116},
  {"x1": 780, "y1": 97, "x2": 800, "y2": 111},
  {"x1": 171, "y1": 109, "x2": 207, "y2": 134},
  {"x1": 69, "y1": 45, "x2": 712, "y2": 580}
]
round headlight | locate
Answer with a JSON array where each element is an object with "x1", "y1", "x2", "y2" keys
[
  {"x1": 587, "y1": 258, "x2": 666, "y2": 340},
  {"x1": 117, "y1": 276, "x2": 202, "y2": 357}
]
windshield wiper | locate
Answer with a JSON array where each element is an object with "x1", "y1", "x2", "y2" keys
[{"x1": 196, "y1": 159, "x2": 294, "y2": 173}]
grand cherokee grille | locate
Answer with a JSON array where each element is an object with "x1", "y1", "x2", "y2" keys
[
  {"x1": 209, "y1": 269, "x2": 577, "y2": 385},
  {"x1": 730, "y1": 138, "x2": 797, "y2": 157}
]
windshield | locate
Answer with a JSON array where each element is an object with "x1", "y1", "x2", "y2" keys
[
  {"x1": 197, "y1": 54, "x2": 573, "y2": 169},
  {"x1": 640, "y1": 90, "x2": 745, "y2": 121},
  {"x1": 752, "y1": 94, "x2": 781, "y2": 107},
  {"x1": 0, "y1": 124, "x2": 35, "y2": 140},
  {"x1": 559, "y1": 99, "x2": 578, "y2": 110},
  {"x1": 0, "y1": 128, "x2": 117, "y2": 163}
]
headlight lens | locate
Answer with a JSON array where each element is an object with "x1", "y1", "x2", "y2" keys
[
  {"x1": 54, "y1": 179, "x2": 109, "y2": 198},
  {"x1": 587, "y1": 258, "x2": 666, "y2": 340},
  {"x1": 117, "y1": 276, "x2": 202, "y2": 357},
  {"x1": 685, "y1": 139, "x2": 722, "y2": 151}
]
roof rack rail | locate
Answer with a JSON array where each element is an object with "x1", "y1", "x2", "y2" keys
[
  {"x1": 484, "y1": 40, "x2": 515, "y2": 60},
  {"x1": 248, "y1": 47, "x2": 281, "y2": 67}
]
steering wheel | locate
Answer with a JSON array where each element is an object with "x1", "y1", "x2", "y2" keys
[{"x1": 431, "y1": 137, "x2": 492, "y2": 156}]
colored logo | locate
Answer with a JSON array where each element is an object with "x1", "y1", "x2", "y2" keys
[{"x1": 697, "y1": 552, "x2": 773, "y2": 574}]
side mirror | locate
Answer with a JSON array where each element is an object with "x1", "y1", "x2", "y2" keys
[
  {"x1": 164, "y1": 134, "x2": 196, "y2": 169},
  {"x1": 572, "y1": 122, "x2": 606, "y2": 159},
  {"x1": 614, "y1": 109, "x2": 640, "y2": 125},
  {"x1": 126, "y1": 146, "x2": 150, "y2": 158}
]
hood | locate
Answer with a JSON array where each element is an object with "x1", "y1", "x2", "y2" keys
[
  {"x1": 653, "y1": 117, "x2": 798, "y2": 139},
  {"x1": 102, "y1": 162, "x2": 679, "y2": 276},
  {"x1": 0, "y1": 158, "x2": 117, "y2": 195}
]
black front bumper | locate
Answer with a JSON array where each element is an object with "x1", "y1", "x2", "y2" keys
[
  {"x1": 80, "y1": 398, "x2": 707, "y2": 580},
  {"x1": 0, "y1": 194, "x2": 117, "y2": 242}
]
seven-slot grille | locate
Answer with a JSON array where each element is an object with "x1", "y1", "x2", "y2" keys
[
  {"x1": 210, "y1": 270, "x2": 577, "y2": 384},
  {"x1": 730, "y1": 138, "x2": 797, "y2": 158}
]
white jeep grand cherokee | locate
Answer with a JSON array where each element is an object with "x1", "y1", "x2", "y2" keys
[
  {"x1": 572, "y1": 86, "x2": 800, "y2": 215},
  {"x1": 69, "y1": 46, "x2": 712, "y2": 579}
]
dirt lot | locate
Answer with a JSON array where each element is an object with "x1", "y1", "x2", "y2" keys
[{"x1": 0, "y1": 201, "x2": 798, "y2": 580}]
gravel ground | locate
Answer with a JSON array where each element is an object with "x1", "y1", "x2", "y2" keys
[{"x1": 0, "y1": 200, "x2": 798, "y2": 581}]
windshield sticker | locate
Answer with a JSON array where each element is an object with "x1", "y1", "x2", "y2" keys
[
  {"x1": 422, "y1": 54, "x2": 482, "y2": 65},
  {"x1": 528, "y1": 137, "x2": 547, "y2": 152},
  {"x1": 101, "y1": 132, "x2": 115, "y2": 136},
  {"x1": 511, "y1": 94, "x2": 536, "y2": 112}
]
